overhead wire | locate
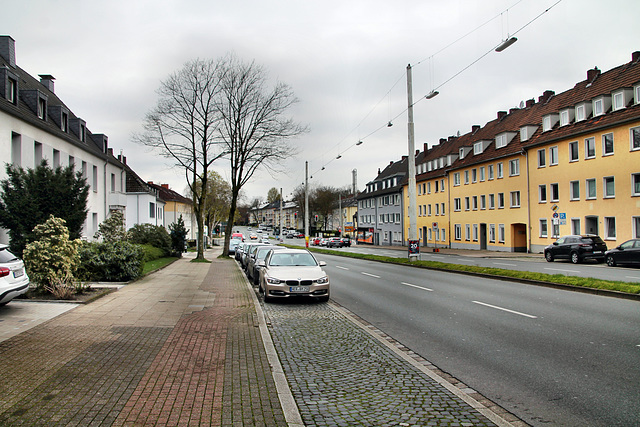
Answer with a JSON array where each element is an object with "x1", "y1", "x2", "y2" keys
[{"x1": 306, "y1": 0, "x2": 561, "y2": 180}]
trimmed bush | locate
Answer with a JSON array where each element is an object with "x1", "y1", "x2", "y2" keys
[
  {"x1": 77, "y1": 241, "x2": 144, "y2": 282},
  {"x1": 140, "y1": 244, "x2": 165, "y2": 262},
  {"x1": 127, "y1": 224, "x2": 171, "y2": 256}
]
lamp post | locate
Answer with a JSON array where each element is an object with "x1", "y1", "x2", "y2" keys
[
  {"x1": 406, "y1": 64, "x2": 418, "y2": 250},
  {"x1": 305, "y1": 161, "x2": 309, "y2": 247}
]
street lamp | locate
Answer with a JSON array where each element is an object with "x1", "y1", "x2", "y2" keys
[{"x1": 495, "y1": 37, "x2": 517, "y2": 52}]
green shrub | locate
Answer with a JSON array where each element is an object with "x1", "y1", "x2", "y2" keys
[
  {"x1": 168, "y1": 215, "x2": 188, "y2": 257},
  {"x1": 23, "y1": 215, "x2": 81, "y2": 292},
  {"x1": 77, "y1": 241, "x2": 144, "y2": 282},
  {"x1": 127, "y1": 224, "x2": 171, "y2": 256},
  {"x1": 140, "y1": 244, "x2": 165, "y2": 262}
]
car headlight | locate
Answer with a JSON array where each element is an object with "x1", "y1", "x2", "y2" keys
[
  {"x1": 266, "y1": 277, "x2": 282, "y2": 284},
  {"x1": 315, "y1": 276, "x2": 329, "y2": 284}
]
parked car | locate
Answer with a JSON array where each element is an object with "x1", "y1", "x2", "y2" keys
[
  {"x1": 232, "y1": 232, "x2": 244, "y2": 241},
  {"x1": 544, "y1": 235, "x2": 607, "y2": 264},
  {"x1": 235, "y1": 242, "x2": 246, "y2": 261},
  {"x1": 604, "y1": 238, "x2": 640, "y2": 267},
  {"x1": 310, "y1": 237, "x2": 321, "y2": 246},
  {"x1": 340, "y1": 237, "x2": 351, "y2": 247},
  {"x1": 247, "y1": 245, "x2": 281, "y2": 286},
  {"x1": 249, "y1": 233, "x2": 258, "y2": 240},
  {"x1": 326, "y1": 237, "x2": 345, "y2": 248},
  {"x1": 228, "y1": 238, "x2": 242, "y2": 255},
  {"x1": 0, "y1": 244, "x2": 30, "y2": 305},
  {"x1": 241, "y1": 243, "x2": 266, "y2": 270},
  {"x1": 258, "y1": 248, "x2": 329, "y2": 302}
]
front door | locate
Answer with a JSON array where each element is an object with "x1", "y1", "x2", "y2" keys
[
  {"x1": 480, "y1": 223, "x2": 487, "y2": 250},
  {"x1": 585, "y1": 216, "x2": 599, "y2": 235}
]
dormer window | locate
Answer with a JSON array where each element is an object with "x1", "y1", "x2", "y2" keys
[
  {"x1": 559, "y1": 108, "x2": 574, "y2": 126},
  {"x1": 62, "y1": 112, "x2": 68, "y2": 132},
  {"x1": 459, "y1": 148, "x2": 465, "y2": 159},
  {"x1": 520, "y1": 125, "x2": 538, "y2": 142},
  {"x1": 635, "y1": 84, "x2": 640, "y2": 104},
  {"x1": 80, "y1": 124, "x2": 86, "y2": 142},
  {"x1": 592, "y1": 95, "x2": 610, "y2": 117},
  {"x1": 439, "y1": 157, "x2": 444, "y2": 168},
  {"x1": 7, "y1": 77, "x2": 16, "y2": 104},
  {"x1": 495, "y1": 132, "x2": 516, "y2": 149},
  {"x1": 473, "y1": 140, "x2": 491, "y2": 154},
  {"x1": 575, "y1": 102, "x2": 592, "y2": 122},
  {"x1": 543, "y1": 113, "x2": 559, "y2": 132},
  {"x1": 612, "y1": 89, "x2": 632, "y2": 111},
  {"x1": 37, "y1": 97, "x2": 46, "y2": 120}
]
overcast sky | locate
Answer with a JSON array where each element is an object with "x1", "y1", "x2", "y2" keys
[{"x1": 3, "y1": 0, "x2": 640, "y2": 203}]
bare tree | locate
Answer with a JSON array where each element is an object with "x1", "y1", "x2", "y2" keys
[
  {"x1": 202, "y1": 170, "x2": 232, "y2": 238},
  {"x1": 217, "y1": 55, "x2": 307, "y2": 255},
  {"x1": 135, "y1": 59, "x2": 225, "y2": 260}
]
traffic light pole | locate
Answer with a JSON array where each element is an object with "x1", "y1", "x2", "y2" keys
[{"x1": 305, "y1": 161, "x2": 309, "y2": 247}]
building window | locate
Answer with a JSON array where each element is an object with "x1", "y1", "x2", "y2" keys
[
  {"x1": 575, "y1": 104, "x2": 585, "y2": 121},
  {"x1": 496, "y1": 134, "x2": 507, "y2": 148},
  {"x1": 509, "y1": 159, "x2": 520, "y2": 176},
  {"x1": 585, "y1": 137, "x2": 596, "y2": 159},
  {"x1": 540, "y1": 219, "x2": 548, "y2": 238},
  {"x1": 472, "y1": 196, "x2": 478, "y2": 210},
  {"x1": 455, "y1": 224, "x2": 462, "y2": 240},
  {"x1": 473, "y1": 224, "x2": 478, "y2": 241},
  {"x1": 613, "y1": 91, "x2": 625, "y2": 111},
  {"x1": 552, "y1": 222, "x2": 560, "y2": 238},
  {"x1": 465, "y1": 224, "x2": 471, "y2": 241},
  {"x1": 633, "y1": 173, "x2": 640, "y2": 196},
  {"x1": 395, "y1": 213, "x2": 400, "y2": 223},
  {"x1": 471, "y1": 168, "x2": 477, "y2": 183},
  {"x1": 441, "y1": 202, "x2": 445, "y2": 215},
  {"x1": 593, "y1": 98, "x2": 604, "y2": 116},
  {"x1": 37, "y1": 97, "x2": 46, "y2": 120},
  {"x1": 428, "y1": 205, "x2": 432, "y2": 216},
  {"x1": 497, "y1": 162, "x2": 503, "y2": 179},
  {"x1": 453, "y1": 172, "x2": 460, "y2": 186},
  {"x1": 488, "y1": 165, "x2": 494, "y2": 180},
  {"x1": 498, "y1": 193, "x2": 505, "y2": 209},
  {"x1": 604, "y1": 217, "x2": 616, "y2": 239},
  {"x1": 586, "y1": 178, "x2": 597, "y2": 199},
  {"x1": 543, "y1": 116, "x2": 552, "y2": 131},
  {"x1": 435, "y1": 204, "x2": 440, "y2": 216},
  {"x1": 11, "y1": 132, "x2": 21, "y2": 166},
  {"x1": 150, "y1": 202, "x2": 156, "y2": 218},
  {"x1": 53, "y1": 149, "x2": 60, "y2": 168},
  {"x1": 464, "y1": 197, "x2": 470, "y2": 211},
  {"x1": 560, "y1": 110, "x2": 570, "y2": 126},
  {"x1": 510, "y1": 191, "x2": 520, "y2": 208},
  {"x1": 480, "y1": 195, "x2": 486, "y2": 210},
  {"x1": 602, "y1": 133, "x2": 614, "y2": 155},
  {"x1": 454, "y1": 198, "x2": 461, "y2": 211},
  {"x1": 92, "y1": 165, "x2": 98, "y2": 192},
  {"x1": 427, "y1": 182, "x2": 431, "y2": 193},
  {"x1": 62, "y1": 112, "x2": 69, "y2": 132},
  {"x1": 603, "y1": 176, "x2": 615, "y2": 198},
  {"x1": 571, "y1": 218, "x2": 581, "y2": 235},
  {"x1": 549, "y1": 146, "x2": 558, "y2": 165},
  {"x1": 630, "y1": 127, "x2": 640, "y2": 151},
  {"x1": 537, "y1": 149, "x2": 546, "y2": 167},
  {"x1": 479, "y1": 167, "x2": 485, "y2": 181},
  {"x1": 539, "y1": 185, "x2": 547, "y2": 203},
  {"x1": 419, "y1": 205, "x2": 423, "y2": 216},
  {"x1": 569, "y1": 141, "x2": 579, "y2": 161},
  {"x1": 7, "y1": 77, "x2": 17, "y2": 104},
  {"x1": 570, "y1": 181, "x2": 580, "y2": 200},
  {"x1": 498, "y1": 224, "x2": 505, "y2": 243},
  {"x1": 634, "y1": 217, "x2": 640, "y2": 238},
  {"x1": 489, "y1": 224, "x2": 496, "y2": 243},
  {"x1": 550, "y1": 183, "x2": 559, "y2": 202},
  {"x1": 464, "y1": 170, "x2": 469, "y2": 184},
  {"x1": 489, "y1": 194, "x2": 495, "y2": 209}
]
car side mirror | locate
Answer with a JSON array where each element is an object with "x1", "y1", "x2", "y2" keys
[
  {"x1": 552, "y1": 242, "x2": 558, "y2": 246},
  {"x1": 318, "y1": 261, "x2": 327, "y2": 267},
  {"x1": 617, "y1": 246, "x2": 623, "y2": 250}
]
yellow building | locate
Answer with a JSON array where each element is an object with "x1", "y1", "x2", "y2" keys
[{"x1": 401, "y1": 51, "x2": 640, "y2": 253}]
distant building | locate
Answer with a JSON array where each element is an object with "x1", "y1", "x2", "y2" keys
[{"x1": 147, "y1": 182, "x2": 195, "y2": 240}]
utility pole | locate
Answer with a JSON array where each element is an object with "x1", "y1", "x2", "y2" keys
[
  {"x1": 407, "y1": 64, "x2": 418, "y2": 244},
  {"x1": 279, "y1": 187, "x2": 283, "y2": 241},
  {"x1": 339, "y1": 193, "x2": 342, "y2": 238},
  {"x1": 305, "y1": 161, "x2": 309, "y2": 247}
]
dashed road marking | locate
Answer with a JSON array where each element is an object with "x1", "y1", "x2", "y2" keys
[
  {"x1": 400, "y1": 282, "x2": 434, "y2": 292},
  {"x1": 472, "y1": 301, "x2": 538, "y2": 319},
  {"x1": 335, "y1": 266, "x2": 349, "y2": 270},
  {"x1": 361, "y1": 272, "x2": 381, "y2": 278}
]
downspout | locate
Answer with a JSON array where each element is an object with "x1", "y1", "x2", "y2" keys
[
  {"x1": 525, "y1": 149, "x2": 531, "y2": 253},
  {"x1": 446, "y1": 171, "x2": 451, "y2": 248}
]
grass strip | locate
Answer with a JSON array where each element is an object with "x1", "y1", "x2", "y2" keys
[{"x1": 142, "y1": 257, "x2": 179, "y2": 276}]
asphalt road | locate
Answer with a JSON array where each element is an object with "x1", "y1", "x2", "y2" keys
[{"x1": 315, "y1": 252, "x2": 640, "y2": 427}]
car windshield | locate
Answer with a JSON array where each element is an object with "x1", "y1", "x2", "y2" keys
[{"x1": 269, "y1": 252, "x2": 318, "y2": 267}]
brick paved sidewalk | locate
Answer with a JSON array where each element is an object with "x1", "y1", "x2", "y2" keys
[{"x1": 0, "y1": 249, "x2": 287, "y2": 426}]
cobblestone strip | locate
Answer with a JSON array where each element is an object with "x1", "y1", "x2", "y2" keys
[{"x1": 264, "y1": 301, "x2": 498, "y2": 427}]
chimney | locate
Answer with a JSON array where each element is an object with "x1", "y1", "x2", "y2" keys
[
  {"x1": 147, "y1": 181, "x2": 154, "y2": 185},
  {"x1": 415, "y1": 149, "x2": 420, "y2": 156},
  {"x1": 632, "y1": 51, "x2": 640, "y2": 63},
  {"x1": 161, "y1": 184, "x2": 169, "y2": 189},
  {"x1": 586, "y1": 67, "x2": 601, "y2": 82},
  {"x1": 472, "y1": 125, "x2": 480, "y2": 133},
  {"x1": 509, "y1": 108, "x2": 519, "y2": 114},
  {"x1": 439, "y1": 138, "x2": 447, "y2": 145},
  {"x1": 447, "y1": 135, "x2": 456, "y2": 142},
  {"x1": 122, "y1": 156, "x2": 126, "y2": 165},
  {"x1": 0, "y1": 36, "x2": 16, "y2": 68},
  {"x1": 424, "y1": 143, "x2": 429, "y2": 152},
  {"x1": 497, "y1": 111, "x2": 507, "y2": 120},
  {"x1": 108, "y1": 148, "x2": 113, "y2": 156},
  {"x1": 39, "y1": 74, "x2": 55, "y2": 93},
  {"x1": 526, "y1": 99, "x2": 535, "y2": 108},
  {"x1": 538, "y1": 90, "x2": 555, "y2": 103},
  {"x1": 389, "y1": 161, "x2": 394, "y2": 166}
]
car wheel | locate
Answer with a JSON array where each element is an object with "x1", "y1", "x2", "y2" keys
[
  {"x1": 545, "y1": 251, "x2": 554, "y2": 262},
  {"x1": 570, "y1": 252, "x2": 581, "y2": 264},
  {"x1": 606, "y1": 255, "x2": 616, "y2": 267}
]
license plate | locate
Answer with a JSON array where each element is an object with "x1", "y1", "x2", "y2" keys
[
  {"x1": 13, "y1": 269, "x2": 24, "y2": 278},
  {"x1": 593, "y1": 251, "x2": 602, "y2": 254},
  {"x1": 289, "y1": 286, "x2": 309, "y2": 293}
]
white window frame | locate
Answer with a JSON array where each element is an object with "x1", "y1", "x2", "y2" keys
[
  {"x1": 489, "y1": 194, "x2": 495, "y2": 209},
  {"x1": 464, "y1": 224, "x2": 470, "y2": 241},
  {"x1": 495, "y1": 134, "x2": 507, "y2": 149},
  {"x1": 540, "y1": 219, "x2": 548, "y2": 238},
  {"x1": 550, "y1": 183, "x2": 559, "y2": 202},
  {"x1": 603, "y1": 176, "x2": 615, "y2": 198},
  {"x1": 454, "y1": 198, "x2": 461, "y2": 211},
  {"x1": 453, "y1": 172, "x2": 460, "y2": 186},
  {"x1": 586, "y1": 178, "x2": 597, "y2": 200},
  {"x1": 509, "y1": 159, "x2": 520, "y2": 176},
  {"x1": 455, "y1": 224, "x2": 462, "y2": 240},
  {"x1": 570, "y1": 180, "x2": 580, "y2": 200},
  {"x1": 510, "y1": 191, "x2": 520, "y2": 208},
  {"x1": 630, "y1": 126, "x2": 640, "y2": 151},
  {"x1": 575, "y1": 104, "x2": 585, "y2": 122},
  {"x1": 634, "y1": 216, "x2": 640, "y2": 238},
  {"x1": 602, "y1": 133, "x2": 614, "y2": 156},
  {"x1": 604, "y1": 217, "x2": 616, "y2": 240},
  {"x1": 585, "y1": 137, "x2": 596, "y2": 159},
  {"x1": 498, "y1": 193, "x2": 505, "y2": 209},
  {"x1": 488, "y1": 165, "x2": 494, "y2": 180},
  {"x1": 498, "y1": 224, "x2": 505, "y2": 243},
  {"x1": 569, "y1": 141, "x2": 579, "y2": 162},
  {"x1": 537, "y1": 149, "x2": 546, "y2": 168},
  {"x1": 479, "y1": 167, "x2": 485, "y2": 182},
  {"x1": 571, "y1": 218, "x2": 581, "y2": 235},
  {"x1": 612, "y1": 91, "x2": 625, "y2": 111},
  {"x1": 549, "y1": 146, "x2": 559, "y2": 165},
  {"x1": 539, "y1": 184, "x2": 547, "y2": 203},
  {"x1": 633, "y1": 173, "x2": 640, "y2": 196},
  {"x1": 497, "y1": 162, "x2": 504, "y2": 179},
  {"x1": 593, "y1": 98, "x2": 604, "y2": 116}
]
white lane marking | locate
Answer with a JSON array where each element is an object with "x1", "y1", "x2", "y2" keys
[
  {"x1": 361, "y1": 272, "x2": 380, "y2": 278},
  {"x1": 400, "y1": 282, "x2": 434, "y2": 292},
  {"x1": 335, "y1": 265, "x2": 349, "y2": 270},
  {"x1": 544, "y1": 267, "x2": 580, "y2": 273},
  {"x1": 626, "y1": 276, "x2": 640, "y2": 280},
  {"x1": 493, "y1": 262, "x2": 516, "y2": 267},
  {"x1": 472, "y1": 301, "x2": 538, "y2": 319},
  {"x1": 430, "y1": 256, "x2": 445, "y2": 259}
]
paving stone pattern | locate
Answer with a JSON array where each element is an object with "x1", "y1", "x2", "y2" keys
[{"x1": 264, "y1": 301, "x2": 497, "y2": 427}]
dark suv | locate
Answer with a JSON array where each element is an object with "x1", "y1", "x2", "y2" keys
[{"x1": 544, "y1": 235, "x2": 607, "y2": 264}]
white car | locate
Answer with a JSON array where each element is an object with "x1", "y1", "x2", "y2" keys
[
  {"x1": 0, "y1": 244, "x2": 30, "y2": 305},
  {"x1": 258, "y1": 248, "x2": 329, "y2": 302}
]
